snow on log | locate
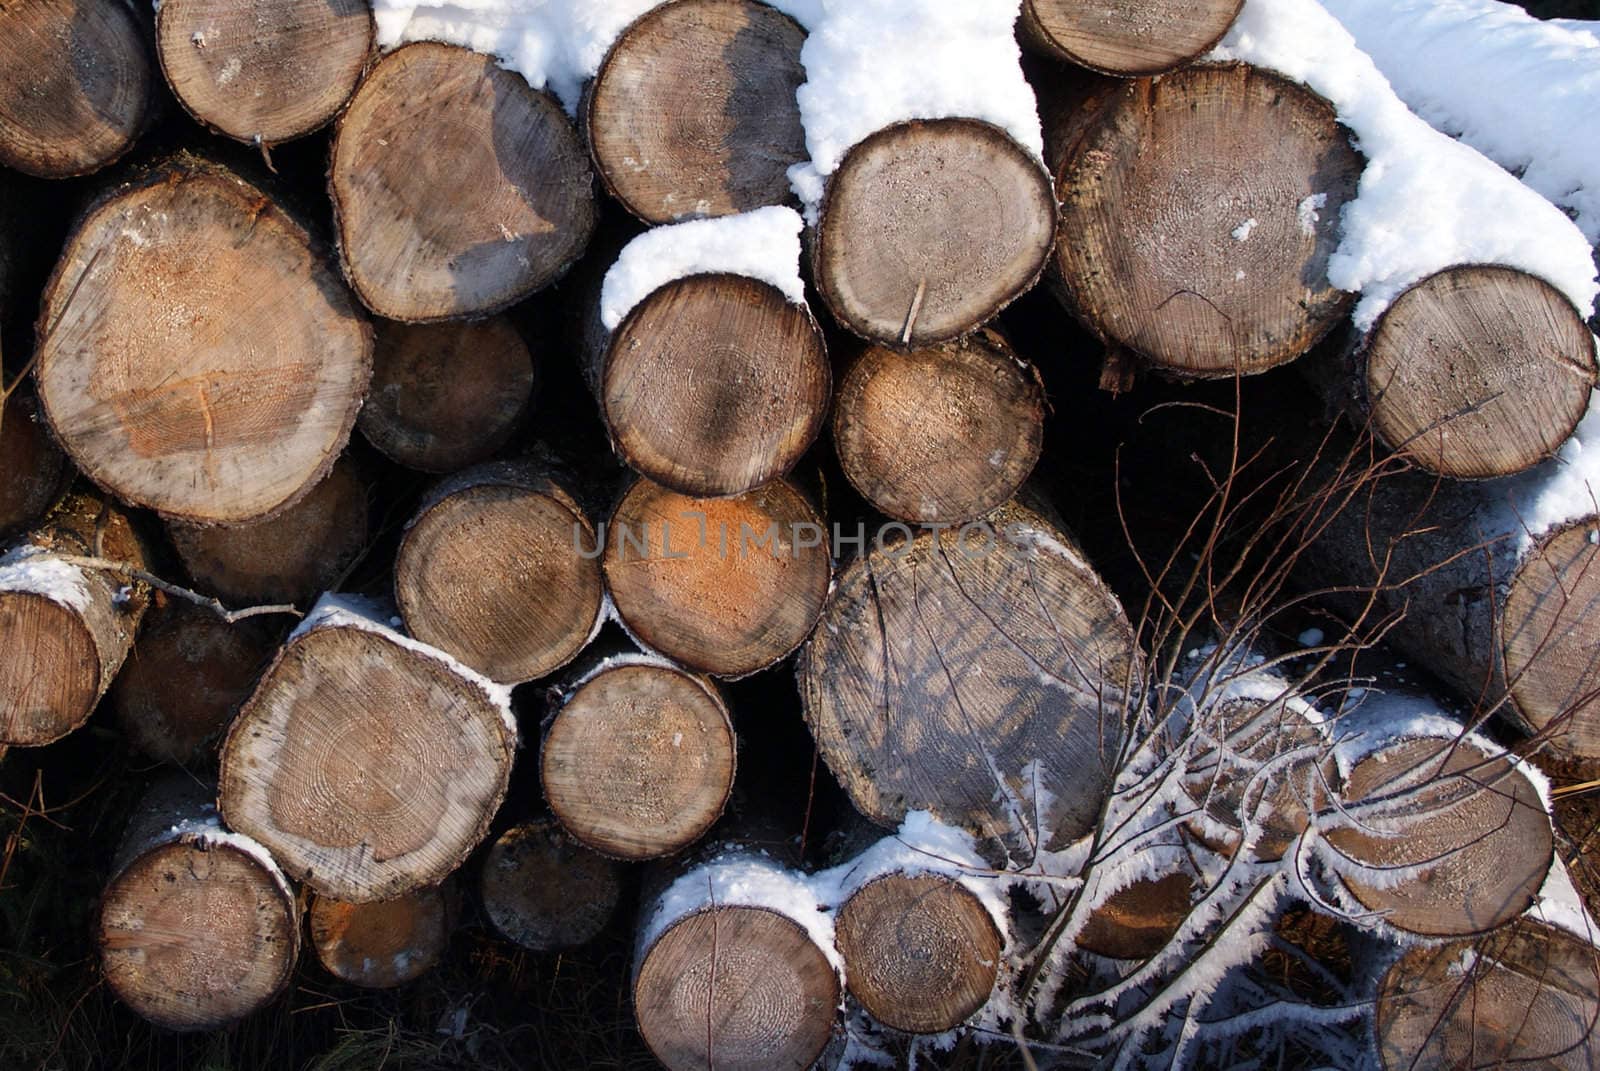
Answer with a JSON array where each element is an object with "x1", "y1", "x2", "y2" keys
[
  {"x1": 1038, "y1": 61, "x2": 1362, "y2": 377},
  {"x1": 108, "y1": 601, "x2": 273, "y2": 766},
  {"x1": 99, "y1": 777, "x2": 299, "y2": 1032},
  {"x1": 1322, "y1": 0, "x2": 1600, "y2": 246},
  {"x1": 0, "y1": 0, "x2": 153, "y2": 178},
  {"x1": 0, "y1": 387, "x2": 71, "y2": 543},
  {"x1": 329, "y1": 42, "x2": 596, "y2": 321},
  {"x1": 309, "y1": 880, "x2": 457, "y2": 989},
  {"x1": 603, "y1": 476, "x2": 831, "y2": 678},
  {"x1": 540, "y1": 651, "x2": 736, "y2": 861},
  {"x1": 1019, "y1": 0, "x2": 1244, "y2": 77},
  {"x1": 35, "y1": 159, "x2": 373, "y2": 525},
  {"x1": 1376, "y1": 918, "x2": 1600, "y2": 1070},
  {"x1": 586, "y1": 209, "x2": 830, "y2": 497},
  {"x1": 0, "y1": 492, "x2": 149, "y2": 747},
  {"x1": 832, "y1": 328, "x2": 1045, "y2": 526},
  {"x1": 168, "y1": 456, "x2": 369, "y2": 608},
  {"x1": 586, "y1": 0, "x2": 809, "y2": 223},
  {"x1": 219, "y1": 595, "x2": 517, "y2": 902},
  {"x1": 394, "y1": 459, "x2": 604, "y2": 684},
  {"x1": 790, "y1": 1, "x2": 1055, "y2": 346},
  {"x1": 155, "y1": 0, "x2": 375, "y2": 146},
  {"x1": 634, "y1": 850, "x2": 840, "y2": 1071},
  {"x1": 1318, "y1": 691, "x2": 1553, "y2": 938},
  {"x1": 479, "y1": 819, "x2": 624, "y2": 951},
  {"x1": 798, "y1": 499, "x2": 1141, "y2": 859},
  {"x1": 358, "y1": 317, "x2": 536, "y2": 475}
]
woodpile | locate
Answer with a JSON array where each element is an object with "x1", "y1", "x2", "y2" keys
[{"x1": 3, "y1": 3, "x2": 1600, "y2": 1068}]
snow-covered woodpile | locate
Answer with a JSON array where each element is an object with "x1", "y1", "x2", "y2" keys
[{"x1": 1, "y1": 1, "x2": 1599, "y2": 1069}]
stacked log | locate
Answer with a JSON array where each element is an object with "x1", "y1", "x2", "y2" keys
[
  {"x1": 1019, "y1": 0, "x2": 1245, "y2": 77},
  {"x1": 479, "y1": 819, "x2": 624, "y2": 951},
  {"x1": 309, "y1": 880, "x2": 457, "y2": 989},
  {"x1": 0, "y1": 386, "x2": 71, "y2": 541}
]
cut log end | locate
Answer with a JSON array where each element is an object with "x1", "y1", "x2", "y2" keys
[
  {"x1": 834, "y1": 873, "x2": 1001, "y2": 1034},
  {"x1": 395, "y1": 467, "x2": 603, "y2": 684},
  {"x1": 156, "y1": 0, "x2": 375, "y2": 145},
  {"x1": 815, "y1": 118, "x2": 1056, "y2": 347},
  {"x1": 0, "y1": 0, "x2": 152, "y2": 178},
  {"x1": 603, "y1": 274, "x2": 830, "y2": 497},
  {"x1": 480, "y1": 821, "x2": 623, "y2": 950},
  {"x1": 309, "y1": 884, "x2": 453, "y2": 989},
  {"x1": 1504, "y1": 517, "x2": 1600, "y2": 761},
  {"x1": 1021, "y1": 0, "x2": 1245, "y2": 76},
  {"x1": 0, "y1": 590, "x2": 101, "y2": 746},
  {"x1": 604, "y1": 477, "x2": 832, "y2": 678},
  {"x1": 587, "y1": 0, "x2": 807, "y2": 223},
  {"x1": 833, "y1": 331, "x2": 1044, "y2": 525},
  {"x1": 169, "y1": 457, "x2": 369, "y2": 607},
  {"x1": 542, "y1": 661, "x2": 735, "y2": 860},
  {"x1": 36, "y1": 163, "x2": 373, "y2": 525},
  {"x1": 1325, "y1": 736, "x2": 1553, "y2": 937},
  {"x1": 1050, "y1": 63, "x2": 1361, "y2": 376},
  {"x1": 1376, "y1": 919, "x2": 1600, "y2": 1070},
  {"x1": 219, "y1": 613, "x2": 516, "y2": 902},
  {"x1": 332, "y1": 42, "x2": 597, "y2": 322},
  {"x1": 1364, "y1": 266, "x2": 1597, "y2": 479},
  {"x1": 1077, "y1": 873, "x2": 1195, "y2": 961},
  {"x1": 634, "y1": 907, "x2": 840, "y2": 1071},
  {"x1": 100, "y1": 837, "x2": 298, "y2": 1032},
  {"x1": 359, "y1": 318, "x2": 536, "y2": 474}
]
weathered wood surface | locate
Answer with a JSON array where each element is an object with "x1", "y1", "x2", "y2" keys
[
  {"x1": 479, "y1": 819, "x2": 623, "y2": 951},
  {"x1": 309, "y1": 881, "x2": 456, "y2": 989},
  {"x1": 1020, "y1": 0, "x2": 1245, "y2": 76}
]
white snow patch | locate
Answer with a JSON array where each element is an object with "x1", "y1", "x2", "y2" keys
[
  {"x1": 1297, "y1": 627, "x2": 1324, "y2": 647},
  {"x1": 1231, "y1": 218, "x2": 1259, "y2": 242},
  {"x1": 786, "y1": 0, "x2": 1043, "y2": 222},
  {"x1": 0, "y1": 547, "x2": 94, "y2": 614},
  {"x1": 599, "y1": 206, "x2": 806, "y2": 330},
  {"x1": 1211, "y1": 0, "x2": 1598, "y2": 330},
  {"x1": 1531, "y1": 856, "x2": 1600, "y2": 945},
  {"x1": 1296, "y1": 192, "x2": 1327, "y2": 236}
]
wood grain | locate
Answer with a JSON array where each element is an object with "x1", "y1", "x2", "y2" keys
[{"x1": 1021, "y1": 0, "x2": 1244, "y2": 76}]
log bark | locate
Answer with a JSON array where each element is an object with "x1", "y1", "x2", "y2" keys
[
  {"x1": 832, "y1": 329, "x2": 1045, "y2": 525},
  {"x1": 0, "y1": 491, "x2": 149, "y2": 746},
  {"x1": 0, "y1": 386, "x2": 71, "y2": 542},
  {"x1": 1323, "y1": 734, "x2": 1553, "y2": 937},
  {"x1": 309, "y1": 880, "x2": 456, "y2": 989},
  {"x1": 585, "y1": 272, "x2": 830, "y2": 498},
  {"x1": 585, "y1": 0, "x2": 808, "y2": 223},
  {"x1": 798, "y1": 499, "x2": 1141, "y2": 860},
  {"x1": 834, "y1": 871, "x2": 1003, "y2": 1033},
  {"x1": 1329, "y1": 266, "x2": 1597, "y2": 479},
  {"x1": 394, "y1": 459, "x2": 604, "y2": 684},
  {"x1": 479, "y1": 819, "x2": 624, "y2": 951},
  {"x1": 633, "y1": 851, "x2": 840, "y2": 1071},
  {"x1": 330, "y1": 42, "x2": 597, "y2": 322},
  {"x1": 34, "y1": 158, "x2": 373, "y2": 525},
  {"x1": 603, "y1": 476, "x2": 832, "y2": 678},
  {"x1": 168, "y1": 455, "x2": 368, "y2": 607},
  {"x1": 218, "y1": 596, "x2": 517, "y2": 902},
  {"x1": 0, "y1": 0, "x2": 154, "y2": 178},
  {"x1": 812, "y1": 117, "x2": 1056, "y2": 347},
  {"x1": 1376, "y1": 918, "x2": 1600, "y2": 1069},
  {"x1": 98, "y1": 777, "x2": 299, "y2": 1032},
  {"x1": 108, "y1": 600, "x2": 274, "y2": 766},
  {"x1": 1019, "y1": 0, "x2": 1244, "y2": 77},
  {"x1": 155, "y1": 0, "x2": 373, "y2": 145},
  {"x1": 541, "y1": 651, "x2": 736, "y2": 861},
  {"x1": 1039, "y1": 62, "x2": 1362, "y2": 377},
  {"x1": 358, "y1": 316, "x2": 536, "y2": 474}
]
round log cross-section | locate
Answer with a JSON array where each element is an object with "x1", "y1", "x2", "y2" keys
[
  {"x1": 1504, "y1": 519, "x2": 1600, "y2": 760},
  {"x1": 219, "y1": 601, "x2": 517, "y2": 902},
  {"x1": 1077, "y1": 872, "x2": 1197, "y2": 962},
  {"x1": 834, "y1": 873, "x2": 1002, "y2": 1034},
  {"x1": 814, "y1": 118, "x2": 1056, "y2": 347},
  {"x1": 604, "y1": 477, "x2": 832, "y2": 678},
  {"x1": 1047, "y1": 63, "x2": 1362, "y2": 376},
  {"x1": 1360, "y1": 267, "x2": 1597, "y2": 479},
  {"x1": 587, "y1": 0, "x2": 808, "y2": 222},
  {"x1": 309, "y1": 883, "x2": 454, "y2": 989},
  {"x1": 1323, "y1": 736, "x2": 1553, "y2": 937},
  {"x1": 35, "y1": 162, "x2": 373, "y2": 525},
  {"x1": 0, "y1": 0, "x2": 153, "y2": 178},
  {"x1": 331, "y1": 42, "x2": 597, "y2": 321},
  {"x1": 480, "y1": 820, "x2": 624, "y2": 951},
  {"x1": 155, "y1": 0, "x2": 374, "y2": 145},
  {"x1": 1020, "y1": 0, "x2": 1245, "y2": 77},
  {"x1": 833, "y1": 330, "x2": 1045, "y2": 525},
  {"x1": 542, "y1": 657, "x2": 736, "y2": 860}
]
